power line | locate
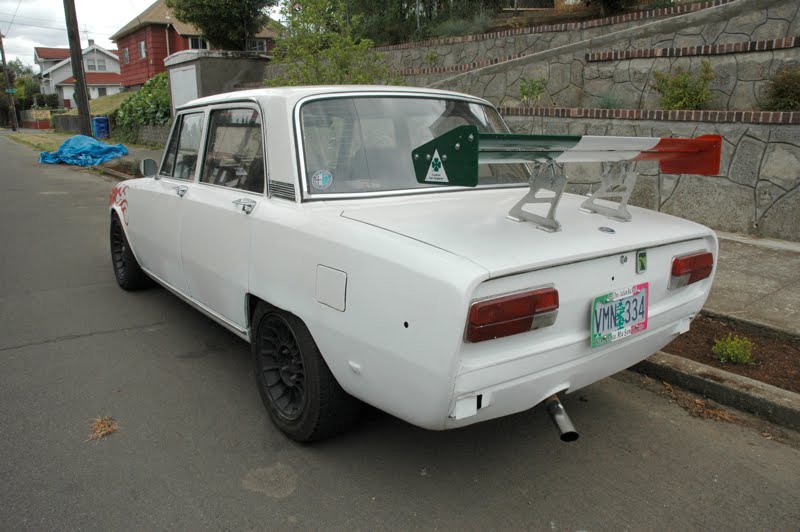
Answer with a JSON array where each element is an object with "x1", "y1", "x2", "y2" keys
[
  {"x1": 0, "y1": 11, "x2": 119, "y2": 31},
  {"x1": 0, "y1": 18, "x2": 111, "y2": 36},
  {"x1": 3, "y1": 0, "x2": 23, "y2": 36}
]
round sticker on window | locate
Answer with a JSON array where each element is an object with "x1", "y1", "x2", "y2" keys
[{"x1": 311, "y1": 170, "x2": 333, "y2": 190}]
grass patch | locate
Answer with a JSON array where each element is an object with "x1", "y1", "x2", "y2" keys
[
  {"x1": 62, "y1": 91, "x2": 135, "y2": 117},
  {"x1": 8, "y1": 132, "x2": 72, "y2": 153},
  {"x1": 87, "y1": 416, "x2": 119, "y2": 441}
]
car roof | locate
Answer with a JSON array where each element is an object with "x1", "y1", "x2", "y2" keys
[{"x1": 175, "y1": 85, "x2": 493, "y2": 111}]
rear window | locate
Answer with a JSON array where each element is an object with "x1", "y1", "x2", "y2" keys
[{"x1": 299, "y1": 97, "x2": 529, "y2": 196}]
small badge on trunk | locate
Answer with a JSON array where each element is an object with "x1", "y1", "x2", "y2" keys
[{"x1": 636, "y1": 249, "x2": 647, "y2": 274}]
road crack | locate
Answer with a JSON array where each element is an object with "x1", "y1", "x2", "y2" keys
[{"x1": 0, "y1": 321, "x2": 168, "y2": 352}]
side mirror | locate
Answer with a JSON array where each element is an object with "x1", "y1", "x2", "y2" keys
[{"x1": 141, "y1": 158, "x2": 159, "y2": 178}]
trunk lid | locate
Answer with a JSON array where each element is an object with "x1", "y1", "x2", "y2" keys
[{"x1": 340, "y1": 188, "x2": 712, "y2": 277}]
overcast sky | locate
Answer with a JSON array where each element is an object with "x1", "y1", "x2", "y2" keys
[{"x1": 1, "y1": 0, "x2": 156, "y2": 70}]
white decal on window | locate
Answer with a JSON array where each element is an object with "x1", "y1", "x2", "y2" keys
[{"x1": 425, "y1": 149, "x2": 449, "y2": 183}]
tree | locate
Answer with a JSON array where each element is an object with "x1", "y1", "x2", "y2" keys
[
  {"x1": 7, "y1": 58, "x2": 34, "y2": 77},
  {"x1": 165, "y1": 0, "x2": 276, "y2": 50},
  {"x1": 266, "y1": 0, "x2": 399, "y2": 86}
]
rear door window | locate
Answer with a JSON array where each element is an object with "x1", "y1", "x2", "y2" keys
[{"x1": 200, "y1": 108, "x2": 265, "y2": 194}]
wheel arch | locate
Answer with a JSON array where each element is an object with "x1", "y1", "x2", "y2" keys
[{"x1": 110, "y1": 206, "x2": 144, "y2": 266}]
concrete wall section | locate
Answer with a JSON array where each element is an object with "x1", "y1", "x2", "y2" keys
[{"x1": 504, "y1": 115, "x2": 800, "y2": 241}]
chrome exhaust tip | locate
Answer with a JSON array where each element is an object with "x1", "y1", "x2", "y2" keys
[{"x1": 545, "y1": 394, "x2": 579, "y2": 442}]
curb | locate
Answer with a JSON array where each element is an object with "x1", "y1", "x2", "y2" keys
[
  {"x1": 632, "y1": 351, "x2": 800, "y2": 431},
  {"x1": 700, "y1": 309, "x2": 800, "y2": 347},
  {"x1": 95, "y1": 166, "x2": 134, "y2": 181}
]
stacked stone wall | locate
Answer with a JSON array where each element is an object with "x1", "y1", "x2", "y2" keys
[
  {"x1": 503, "y1": 113, "x2": 800, "y2": 241},
  {"x1": 399, "y1": 0, "x2": 799, "y2": 112}
]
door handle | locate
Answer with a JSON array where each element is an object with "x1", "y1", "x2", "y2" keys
[
  {"x1": 173, "y1": 185, "x2": 188, "y2": 198},
  {"x1": 232, "y1": 197, "x2": 257, "y2": 214}
]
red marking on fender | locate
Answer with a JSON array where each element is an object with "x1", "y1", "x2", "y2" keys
[
  {"x1": 109, "y1": 184, "x2": 130, "y2": 224},
  {"x1": 634, "y1": 135, "x2": 721, "y2": 175}
]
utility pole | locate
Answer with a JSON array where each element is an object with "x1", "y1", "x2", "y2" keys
[
  {"x1": 0, "y1": 32, "x2": 19, "y2": 132},
  {"x1": 63, "y1": 0, "x2": 91, "y2": 136}
]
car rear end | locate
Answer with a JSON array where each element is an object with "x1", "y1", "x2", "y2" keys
[{"x1": 445, "y1": 229, "x2": 717, "y2": 428}]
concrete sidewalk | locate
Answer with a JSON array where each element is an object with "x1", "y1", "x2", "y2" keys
[{"x1": 708, "y1": 232, "x2": 800, "y2": 337}]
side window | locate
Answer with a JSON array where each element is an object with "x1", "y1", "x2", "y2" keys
[
  {"x1": 160, "y1": 112, "x2": 204, "y2": 179},
  {"x1": 200, "y1": 108, "x2": 264, "y2": 194}
]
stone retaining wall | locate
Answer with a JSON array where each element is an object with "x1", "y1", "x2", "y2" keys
[
  {"x1": 378, "y1": 0, "x2": 735, "y2": 70},
  {"x1": 136, "y1": 124, "x2": 171, "y2": 148},
  {"x1": 414, "y1": 0, "x2": 799, "y2": 112},
  {"x1": 503, "y1": 114, "x2": 800, "y2": 241}
]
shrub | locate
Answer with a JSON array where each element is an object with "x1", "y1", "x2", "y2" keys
[
  {"x1": 598, "y1": 89, "x2": 624, "y2": 109},
  {"x1": 424, "y1": 50, "x2": 439, "y2": 67},
  {"x1": 519, "y1": 77, "x2": 547, "y2": 107},
  {"x1": 111, "y1": 73, "x2": 170, "y2": 142},
  {"x1": 653, "y1": 60, "x2": 715, "y2": 110},
  {"x1": 431, "y1": 13, "x2": 493, "y2": 38},
  {"x1": 763, "y1": 66, "x2": 800, "y2": 111},
  {"x1": 584, "y1": 0, "x2": 629, "y2": 16},
  {"x1": 711, "y1": 334, "x2": 754, "y2": 365}
]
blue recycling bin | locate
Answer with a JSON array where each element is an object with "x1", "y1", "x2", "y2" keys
[{"x1": 92, "y1": 116, "x2": 110, "y2": 139}]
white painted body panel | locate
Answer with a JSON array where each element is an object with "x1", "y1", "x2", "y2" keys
[
  {"x1": 180, "y1": 182, "x2": 256, "y2": 328},
  {"x1": 126, "y1": 177, "x2": 190, "y2": 294},
  {"x1": 111, "y1": 86, "x2": 719, "y2": 431}
]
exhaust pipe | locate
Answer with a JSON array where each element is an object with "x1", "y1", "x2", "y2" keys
[{"x1": 545, "y1": 394, "x2": 579, "y2": 442}]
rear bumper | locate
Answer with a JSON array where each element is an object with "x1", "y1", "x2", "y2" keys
[{"x1": 442, "y1": 315, "x2": 693, "y2": 429}]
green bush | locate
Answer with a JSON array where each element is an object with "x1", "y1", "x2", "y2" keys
[
  {"x1": 519, "y1": 77, "x2": 547, "y2": 107},
  {"x1": 763, "y1": 66, "x2": 800, "y2": 111},
  {"x1": 111, "y1": 73, "x2": 171, "y2": 142},
  {"x1": 653, "y1": 60, "x2": 715, "y2": 110},
  {"x1": 711, "y1": 334, "x2": 754, "y2": 365},
  {"x1": 598, "y1": 89, "x2": 624, "y2": 109},
  {"x1": 424, "y1": 50, "x2": 439, "y2": 67},
  {"x1": 431, "y1": 13, "x2": 493, "y2": 38}
]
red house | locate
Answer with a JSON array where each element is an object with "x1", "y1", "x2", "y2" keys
[{"x1": 111, "y1": 0, "x2": 276, "y2": 89}]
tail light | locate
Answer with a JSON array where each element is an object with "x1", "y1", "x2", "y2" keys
[
  {"x1": 466, "y1": 287, "x2": 559, "y2": 343},
  {"x1": 670, "y1": 251, "x2": 714, "y2": 289}
]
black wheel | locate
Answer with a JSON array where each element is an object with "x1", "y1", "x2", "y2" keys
[
  {"x1": 252, "y1": 304, "x2": 361, "y2": 442},
  {"x1": 110, "y1": 213, "x2": 150, "y2": 290}
]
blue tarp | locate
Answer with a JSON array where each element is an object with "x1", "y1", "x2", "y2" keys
[{"x1": 39, "y1": 135, "x2": 128, "y2": 167}]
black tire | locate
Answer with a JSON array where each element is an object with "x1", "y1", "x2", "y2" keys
[
  {"x1": 110, "y1": 213, "x2": 150, "y2": 291},
  {"x1": 251, "y1": 303, "x2": 361, "y2": 442}
]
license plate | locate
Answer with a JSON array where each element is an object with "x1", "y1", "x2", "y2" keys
[{"x1": 591, "y1": 283, "x2": 649, "y2": 348}]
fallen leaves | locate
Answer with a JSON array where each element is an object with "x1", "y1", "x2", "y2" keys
[
  {"x1": 87, "y1": 416, "x2": 119, "y2": 442},
  {"x1": 662, "y1": 382, "x2": 736, "y2": 423}
]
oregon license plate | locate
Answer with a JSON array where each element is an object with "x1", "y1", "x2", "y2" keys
[{"x1": 591, "y1": 283, "x2": 649, "y2": 348}]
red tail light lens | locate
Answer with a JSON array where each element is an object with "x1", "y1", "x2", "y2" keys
[
  {"x1": 670, "y1": 251, "x2": 714, "y2": 289},
  {"x1": 466, "y1": 288, "x2": 559, "y2": 343}
]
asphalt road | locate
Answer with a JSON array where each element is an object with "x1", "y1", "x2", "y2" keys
[{"x1": 1, "y1": 131, "x2": 799, "y2": 531}]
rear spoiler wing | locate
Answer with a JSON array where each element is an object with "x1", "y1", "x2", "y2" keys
[{"x1": 411, "y1": 125, "x2": 722, "y2": 232}]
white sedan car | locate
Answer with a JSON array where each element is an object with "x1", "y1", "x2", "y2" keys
[{"x1": 108, "y1": 86, "x2": 720, "y2": 441}]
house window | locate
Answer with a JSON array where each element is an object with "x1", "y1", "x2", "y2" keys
[
  {"x1": 189, "y1": 37, "x2": 208, "y2": 50},
  {"x1": 86, "y1": 58, "x2": 106, "y2": 71},
  {"x1": 122, "y1": 48, "x2": 129, "y2": 64},
  {"x1": 248, "y1": 39, "x2": 267, "y2": 52},
  {"x1": 98, "y1": 87, "x2": 107, "y2": 97},
  {"x1": 138, "y1": 41, "x2": 147, "y2": 59}
]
